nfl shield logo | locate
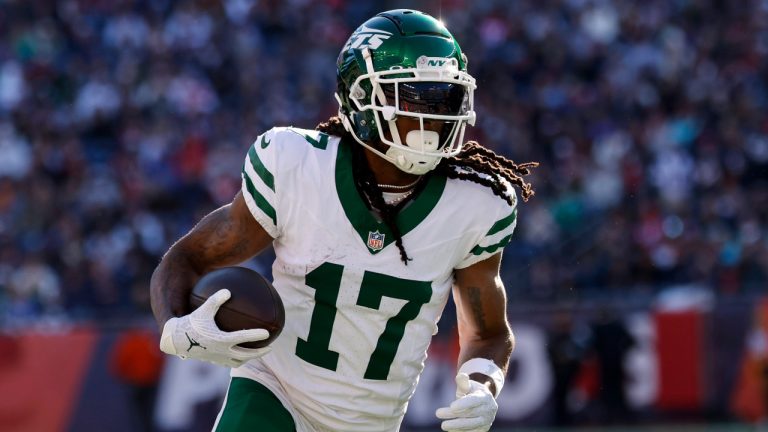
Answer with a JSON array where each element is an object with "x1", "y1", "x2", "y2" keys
[{"x1": 367, "y1": 231, "x2": 385, "y2": 251}]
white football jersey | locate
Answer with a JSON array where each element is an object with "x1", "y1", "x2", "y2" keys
[{"x1": 232, "y1": 127, "x2": 518, "y2": 432}]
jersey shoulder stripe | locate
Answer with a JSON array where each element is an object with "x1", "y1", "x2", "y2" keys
[
  {"x1": 247, "y1": 140, "x2": 275, "y2": 191},
  {"x1": 242, "y1": 134, "x2": 277, "y2": 225},
  {"x1": 470, "y1": 208, "x2": 517, "y2": 256},
  {"x1": 455, "y1": 180, "x2": 518, "y2": 268},
  {"x1": 486, "y1": 208, "x2": 517, "y2": 236},
  {"x1": 242, "y1": 173, "x2": 276, "y2": 225},
  {"x1": 240, "y1": 128, "x2": 285, "y2": 237},
  {"x1": 240, "y1": 126, "x2": 336, "y2": 238}
]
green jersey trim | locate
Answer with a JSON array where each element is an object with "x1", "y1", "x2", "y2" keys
[
  {"x1": 248, "y1": 140, "x2": 275, "y2": 191},
  {"x1": 486, "y1": 209, "x2": 517, "y2": 236},
  {"x1": 243, "y1": 172, "x2": 277, "y2": 225},
  {"x1": 470, "y1": 233, "x2": 514, "y2": 255},
  {"x1": 334, "y1": 140, "x2": 447, "y2": 254}
]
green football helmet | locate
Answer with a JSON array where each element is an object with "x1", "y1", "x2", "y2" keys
[{"x1": 335, "y1": 9, "x2": 477, "y2": 175}]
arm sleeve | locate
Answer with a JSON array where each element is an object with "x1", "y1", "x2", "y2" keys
[
  {"x1": 241, "y1": 129, "x2": 280, "y2": 238},
  {"x1": 455, "y1": 187, "x2": 518, "y2": 269}
]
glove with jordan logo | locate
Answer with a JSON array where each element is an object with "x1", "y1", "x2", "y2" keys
[
  {"x1": 435, "y1": 359, "x2": 504, "y2": 432},
  {"x1": 159, "y1": 289, "x2": 271, "y2": 368}
]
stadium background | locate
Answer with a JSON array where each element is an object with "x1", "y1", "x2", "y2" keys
[{"x1": 1, "y1": 0, "x2": 767, "y2": 431}]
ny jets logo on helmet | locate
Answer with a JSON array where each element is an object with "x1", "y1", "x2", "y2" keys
[
  {"x1": 335, "y1": 9, "x2": 477, "y2": 175},
  {"x1": 344, "y1": 25, "x2": 393, "y2": 51}
]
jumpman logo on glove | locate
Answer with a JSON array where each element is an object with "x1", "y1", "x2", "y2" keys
[{"x1": 185, "y1": 332, "x2": 207, "y2": 352}]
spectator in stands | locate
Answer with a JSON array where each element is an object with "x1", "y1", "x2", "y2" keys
[
  {"x1": 547, "y1": 309, "x2": 591, "y2": 426},
  {"x1": 590, "y1": 306, "x2": 636, "y2": 424},
  {"x1": 0, "y1": 0, "x2": 765, "y2": 320}
]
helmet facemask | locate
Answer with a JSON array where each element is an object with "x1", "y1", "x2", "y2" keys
[{"x1": 337, "y1": 48, "x2": 477, "y2": 175}]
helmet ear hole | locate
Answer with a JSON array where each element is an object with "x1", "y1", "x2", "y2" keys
[{"x1": 352, "y1": 112, "x2": 374, "y2": 141}]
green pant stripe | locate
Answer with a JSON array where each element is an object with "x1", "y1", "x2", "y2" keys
[{"x1": 215, "y1": 378, "x2": 296, "y2": 432}]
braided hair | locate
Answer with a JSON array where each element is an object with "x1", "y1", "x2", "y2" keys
[{"x1": 316, "y1": 116, "x2": 538, "y2": 264}]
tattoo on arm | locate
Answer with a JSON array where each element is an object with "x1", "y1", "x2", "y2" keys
[
  {"x1": 454, "y1": 256, "x2": 513, "y2": 389},
  {"x1": 459, "y1": 284, "x2": 512, "y2": 393},
  {"x1": 467, "y1": 286, "x2": 487, "y2": 334},
  {"x1": 181, "y1": 206, "x2": 248, "y2": 266},
  {"x1": 151, "y1": 193, "x2": 272, "y2": 330}
]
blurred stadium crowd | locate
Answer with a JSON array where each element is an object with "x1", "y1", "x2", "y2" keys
[{"x1": 0, "y1": 0, "x2": 767, "y2": 323}]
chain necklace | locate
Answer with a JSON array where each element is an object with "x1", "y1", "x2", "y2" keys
[
  {"x1": 382, "y1": 189, "x2": 415, "y2": 206},
  {"x1": 377, "y1": 177, "x2": 421, "y2": 191}
]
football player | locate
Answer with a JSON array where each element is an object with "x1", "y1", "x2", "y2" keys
[{"x1": 151, "y1": 9, "x2": 537, "y2": 432}]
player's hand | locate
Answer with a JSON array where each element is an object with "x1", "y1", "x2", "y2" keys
[
  {"x1": 159, "y1": 289, "x2": 271, "y2": 368},
  {"x1": 435, "y1": 372, "x2": 498, "y2": 432}
]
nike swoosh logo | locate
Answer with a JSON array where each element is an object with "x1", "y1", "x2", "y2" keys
[{"x1": 260, "y1": 135, "x2": 271, "y2": 149}]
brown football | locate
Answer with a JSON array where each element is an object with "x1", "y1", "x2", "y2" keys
[{"x1": 189, "y1": 267, "x2": 285, "y2": 349}]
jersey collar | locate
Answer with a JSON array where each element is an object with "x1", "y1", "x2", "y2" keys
[{"x1": 335, "y1": 139, "x2": 447, "y2": 255}]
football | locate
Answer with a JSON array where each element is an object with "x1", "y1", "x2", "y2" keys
[{"x1": 189, "y1": 267, "x2": 285, "y2": 349}]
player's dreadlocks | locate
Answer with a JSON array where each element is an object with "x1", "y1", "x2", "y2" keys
[{"x1": 316, "y1": 116, "x2": 538, "y2": 265}]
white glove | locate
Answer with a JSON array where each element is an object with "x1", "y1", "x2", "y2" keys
[
  {"x1": 159, "y1": 289, "x2": 271, "y2": 368},
  {"x1": 435, "y1": 373, "x2": 498, "y2": 432}
]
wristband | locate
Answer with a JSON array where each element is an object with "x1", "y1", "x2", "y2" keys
[{"x1": 458, "y1": 358, "x2": 505, "y2": 397}]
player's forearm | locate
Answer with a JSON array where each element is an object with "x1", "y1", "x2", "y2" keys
[
  {"x1": 150, "y1": 248, "x2": 205, "y2": 331},
  {"x1": 457, "y1": 327, "x2": 514, "y2": 395},
  {"x1": 149, "y1": 196, "x2": 273, "y2": 331}
]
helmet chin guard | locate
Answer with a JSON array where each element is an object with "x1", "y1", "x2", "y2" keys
[{"x1": 385, "y1": 130, "x2": 441, "y2": 175}]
